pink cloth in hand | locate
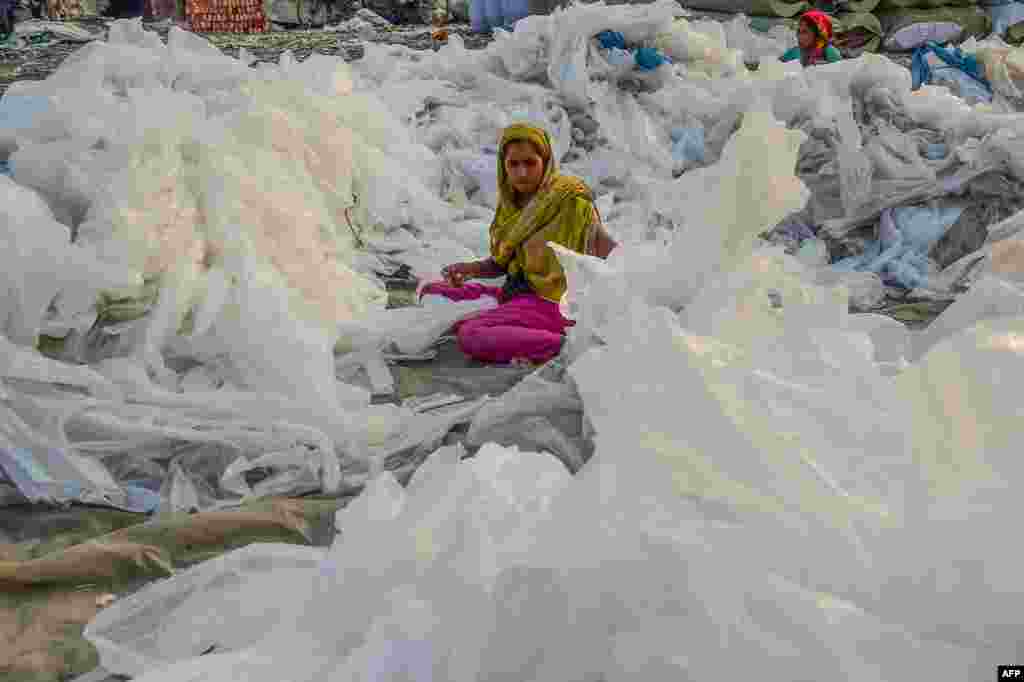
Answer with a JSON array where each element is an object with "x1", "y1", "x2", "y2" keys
[{"x1": 419, "y1": 281, "x2": 572, "y2": 364}]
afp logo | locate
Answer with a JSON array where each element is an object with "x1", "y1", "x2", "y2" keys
[{"x1": 999, "y1": 666, "x2": 1024, "y2": 679}]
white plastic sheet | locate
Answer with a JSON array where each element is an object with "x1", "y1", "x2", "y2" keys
[
  {"x1": 91, "y1": 444, "x2": 573, "y2": 680},
  {"x1": 85, "y1": 543, "x2": 329, "y2": 675}
]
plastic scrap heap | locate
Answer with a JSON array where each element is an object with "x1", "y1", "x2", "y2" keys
[{"x1": 5, "y1": 3, "x2": 1024, "y2": 682}]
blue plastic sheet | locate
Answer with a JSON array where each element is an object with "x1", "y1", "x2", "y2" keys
[
  {"x1": 911, "y1": 42, "x2": 992, "y2": 103},
  {"x1": 596, "y1": 30, "x2": 626, "y2": 51},
  {"x1": 832, "y1": 205, "x2": 964, "y2": 289}
]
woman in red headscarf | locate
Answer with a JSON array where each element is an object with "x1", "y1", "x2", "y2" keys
[{"x1": 780, "y1": 10, "x2": 842, "y2": 67}]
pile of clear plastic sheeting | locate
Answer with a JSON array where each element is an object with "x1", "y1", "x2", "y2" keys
[
  {"x1": 80, "y1": 92, "x2": 1024, "y2": 681},
  {"x1": 0, "y1": 3, "x2": 1023, "y2": 675},
  {"x1": 0, "y1": 19, "x2": 503, "y2": 512}
]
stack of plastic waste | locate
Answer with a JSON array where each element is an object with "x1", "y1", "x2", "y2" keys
[
  {"x1": 0, "y1": 18, "x2": 506, "y2": 515},
  {"x1": 69, "y1": 81, "x2": 1024, "y2": 681},
  {"x1": 3, "y1": 3, "x2": 1024, "y2": 679}
]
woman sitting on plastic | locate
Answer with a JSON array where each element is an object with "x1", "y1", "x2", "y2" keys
[
  {"x1": 422, "y1": 123, "x2": 617, "y2": 366},
  {"x1": 780, "y1": 10, "x2": 842, "y2": 67}
]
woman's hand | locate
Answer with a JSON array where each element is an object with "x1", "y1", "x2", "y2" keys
[{"x1": 441, "y1": 262, "x2": 478, "y2": 287}]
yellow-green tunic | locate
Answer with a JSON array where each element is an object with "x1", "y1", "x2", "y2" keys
[{"x1": 490, "y1": 123, "x2": 603, "y2": 303}]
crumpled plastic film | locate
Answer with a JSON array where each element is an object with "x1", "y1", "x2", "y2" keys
[
  {"x1": 84, "y1": 543, "x2": 329, "y2": 676},
  {"x1": 1, "y1": 23, "x2": 443, "y2": 411},
  {"x1": 466, "y1": 358, "x2": 588, "y2": 472},
  {"x1": 618, "y1": 104, "x2": 809, "y2": 311},
  {"x1": 2, "y1": 5, "x2": 1024, "y2": 679},
  {"x1": 108, "y1": 444, "x2": 573, "y2": 682},
  {"x1": 0, "y1": 177, "x2": 140, "y2": 348}
]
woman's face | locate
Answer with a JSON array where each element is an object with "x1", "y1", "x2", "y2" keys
[
  {"x1": 797, "y1": 20, "x2": 817, "y2": 50},
  {"x1": 503, "y1": 141, "x2": 546, "y2": 195}
]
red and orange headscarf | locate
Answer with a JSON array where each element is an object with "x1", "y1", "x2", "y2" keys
[{"x1": 798, "y1": 10, "x2": 834, "y2": 66}]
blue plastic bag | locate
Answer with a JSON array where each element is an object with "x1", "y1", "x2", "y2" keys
[
  {"x1": 670, "y1": 126, "x2": 706, "y2": 166},
  {"x1": 832, "y1": 205, "x2": 964, "y2": 289},
  {"x1": 634, "y1": 46, "x2": 668, "y2": 71},
  {"x1": 911, "y1": 42, "x2": 992, "y2": 103},
  {"x1": 596, "y1": 30, "x2": 626, "y2": 50}
]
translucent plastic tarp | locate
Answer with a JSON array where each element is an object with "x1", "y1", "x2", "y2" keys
[
  {"x1": 85, "y1": 543, "x2": 329, "y2": 675},
  {"x1": 86, "y1": 444, "x2": 575, "y2": 679}
]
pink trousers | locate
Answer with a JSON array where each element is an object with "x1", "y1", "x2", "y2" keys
[{"x1": 420, "y1": 282, "x2": 572, "y2": 364}]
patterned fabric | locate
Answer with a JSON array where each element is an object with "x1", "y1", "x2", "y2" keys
[{"x1": 489, "y1": 123, "x2": 602, "y2": 303}]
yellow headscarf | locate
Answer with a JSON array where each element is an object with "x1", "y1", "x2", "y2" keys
[{"x1": 490, "y1": 123, "x2": 600, "y2": 302}]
